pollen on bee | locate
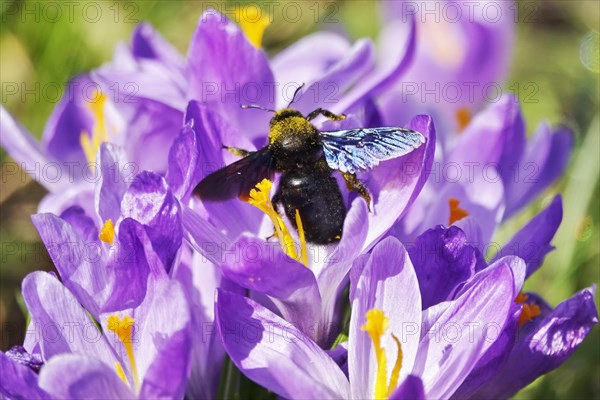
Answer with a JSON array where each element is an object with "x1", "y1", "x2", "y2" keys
[{"x1": 246, "y1": 179, "x2": 308, "y2": 267}]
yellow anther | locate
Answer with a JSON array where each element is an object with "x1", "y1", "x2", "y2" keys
[
  {"x1": 362, "y1": 309, "x2": 404, "y2": 399},
  {"x1": 515, "y1": 293, "x2": 542, "y2": 327},
  {"x1": 80, "y1": 90, "x2": 111, "y2": 165},
  {"x1": 449, "y1": 198, "x2": 469, "y2": 225},
  {"x1": 456, "y1": 107, "x2": 472, "y2": 132},
  {"x1": 114, "y1": 361, "x2": 128, "y2": 385},
  {"x1": 234, "y1": 5, "x2": 270, "y2": 48},
  {"x1": 362, "y1": 309, "x2": 389, "y2": 399},
  {"x1": 246, "y1": 179, "x2": 308, "y2": 266},
  {"x1": 99, "y1": 219, "x2": 115, "y2": 245},
  {"x1": 107, "y1": 315, "x2": 139, "y2": 390},
  {"x1": 295, "y1": 209, "x2": 308, "y2": 267}
]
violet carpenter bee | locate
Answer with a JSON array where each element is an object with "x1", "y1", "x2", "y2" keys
[{"x1": 193, "y1": 89, "x2": 424, "y2": 244}]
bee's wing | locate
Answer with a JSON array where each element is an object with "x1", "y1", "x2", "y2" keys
[
  {"x1": 319, "y1": 127, "x2": 425, "y2": 174},
  {"x1": 192, "y1": 147, "x2": 275, "y2": 201}
]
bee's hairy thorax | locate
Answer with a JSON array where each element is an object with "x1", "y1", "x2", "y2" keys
[{"x1": 268, "y1": 109, "x2": 323, "y2": 171}]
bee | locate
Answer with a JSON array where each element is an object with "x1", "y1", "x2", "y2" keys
[{"x1": 193, "y1": 88, "x2": 425, "y2": 244}]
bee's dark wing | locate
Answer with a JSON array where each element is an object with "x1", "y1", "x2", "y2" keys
[
  {"x1": 192, "y1": 147, "x2": 275, "y2": 201},
  {"x1": 319, "y1": 127, "x2": 425, "y2": 174}
]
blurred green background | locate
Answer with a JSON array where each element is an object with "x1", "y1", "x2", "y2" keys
[{"x1": 1, "y1": 0, "x2": 598, "y2": 398}]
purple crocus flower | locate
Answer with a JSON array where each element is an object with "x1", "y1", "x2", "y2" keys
[
  {"x1": 0, "y1": 271, "x2": 192, "y2": 399},
  {"x1": 378, "y1": 0, "x2": 515, "y2": 151},
  {"x1": 397, "y1": 95, "x2": 572, "y2": 243},
  {"x1": 26, "y1": 141, "x2": 231, "y2": 399},
  {"x1": 404, "y1": 196, "x2": 598, "y2": 397},
  {"x1": 175, "y1": 107, "x2": 435, "y2": 345},
  {"x1": 30, "y1": 143, "x2": 182, "y2": 317},
  {"x1": 214, "y1": 236, "x2": 523, "y2": 399}
]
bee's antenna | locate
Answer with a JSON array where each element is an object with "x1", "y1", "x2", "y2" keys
[
  {"x1": 240, "y1": 104, "x2": 276, "y2": 113},
  {"x1": 287, "y1": 83, "x2": 305, "y2": 108}
]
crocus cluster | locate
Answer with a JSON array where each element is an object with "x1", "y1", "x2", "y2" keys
[{"x1": 1, "y1": 3, "x2": 597, "y2": 400}]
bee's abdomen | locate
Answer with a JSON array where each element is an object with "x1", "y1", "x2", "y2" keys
[{"x1": 276, "y1": 170, "x2": 346, "y2": 244}]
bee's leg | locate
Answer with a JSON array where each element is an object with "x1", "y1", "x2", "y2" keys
[
  {"x1": 342, "y1": 172, "x2": 372, "y2": 211},
  {"x1": 223, "y1": 145, "x2": 251, "y2": 158},
  {"x1": 306, "y1": 108, "x2": 346, "y2": 121}
]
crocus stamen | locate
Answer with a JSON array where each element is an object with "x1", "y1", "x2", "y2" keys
[
  {"x1": 456, "y1": 107, "x2": 472, "y2": 132},
  {"x1": 295, "y1": 209, "x2": 308, "y2": 267},
  {"x1": 99, "y1": 219, "x2": 115, "y2": 245},
  {"x1": 234, "y1": 5, "x2": 270, "y2": 48},
  {"x1": 247, "y1": 179, "x2": 308, "y2": 267},
  {"x1": 114, "y1": 361, "x2": 128, "y2": 385},
  {"x1": 449, "y1": 198, "x2": 469, "y2": 225},
  {"x1": 388, "y1": 334, "x2": 403, "y2": 396},
  {"x1": 107, "y1": 315, "x2": 139, "y2": 390},
  {"x1": 515, "y1": 292, "x2": 542, "y2": 327},
  {"x1": 80, "y1": 90, "x2": 110, "y2": 165},
  {"x1": 361, "y1": 309, "x2": 404, "y2": 399}
]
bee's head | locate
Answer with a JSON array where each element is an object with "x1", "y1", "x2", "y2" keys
[
  {"x1": 268, "y1": 108, "x2": 322, "y2": 170},
  {"x1": 270, "y1": 108, "x2": 304, "y2": 126}
]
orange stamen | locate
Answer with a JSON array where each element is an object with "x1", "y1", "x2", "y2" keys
[{"x1": 449, "y1": 198, "x2": 469, "y2": 225}]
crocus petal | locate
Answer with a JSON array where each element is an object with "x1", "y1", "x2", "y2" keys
[
  {"x1": 363, "y1": 114, "x2": 436, "y2": 251},
  {"x1": 186, "y1": 9, "x2": 275, "y2": 140},
  {"x1": 327, "y1": 342, "x2": 349, "y2": 378},
  {"x1": 120, "y1": 99, "x2": 183, "y2": 174},
  {"x1": 381, "y1": 1, "x2": 514, "y2": 141},
  {"x1": 454, "y1": 256, "x2": 527, "y2": 306},
  {"x1": 183, "y1": 101, "x2": 264, "y2": 238},
  {"x1": 37, "y1": 182, "x2": 96, "y2": 218},
  {"x1": 31, "y1": 213, "x2": 110, "y2": 317},
  {"x1": 95, "y1": 143, "x2": 129, "y2": 223},
  {"x1": 41, "y1": 75, "x2": 95, "y2": 169},
  {"x1": 166, "y1": 122, "x2": 198, "y2": 200},
  {"x1": 406, "y1": 172, "x2": 505, "y2": 245},
  {"x1": 447, "y1": 94, "x2": 524, "y2": 171},
  {"x1": 290, "y1": 38, "x2": 376, "y2": 116},
  {"x1": 137, "y1": 280, "x2": 192, "y2": 400},
  {"x1": 336, "y1": 15, "x2": 416, "y2": 114},
  {"x1": 173, "y1": 248, "x2": 230, "y2": 399},
  {"x1": 0, "y1": 352, "x2": 50, "y2": 399},
  {"x1": 38, "y1": 354, "x2": 135, "y2": 399},
  {"x1": 59, "y1": 206, "x2": 99, "y2": 243},
  {"x1": 221, "y1": 235, "x2": 322, "y2": 342},
  {"x1": 453, "y1": 216, "x2": 484, "y2": 254},
  {"x1": 102, "y1": 217, "x2": 168, "y2": 312},
  {"x1": 271, "y1": 31, "x2": 353, "y2": 108},
  {"x1": 183, "y1": 99, "x2": 258, "y2": 169},
  {"x1": 93, "y1": 24, "x2": 187, "y2": 110},
  {"x1": 132, "y1": 22, "x2": 185, "y2": 68},
  {"x1": 215, "y1": 290, "x2": 349, "y2": 399},
  {"x1": 315, "y1": 200, "x2": 369, "y2": 341},
  {"x1": 181, "y1": 205, "x2": 232, "y2": 266},
  {"x1": 408, "y1": 225, "x2": 486, "y2": 309},
  {"x1": 414, "y1": 260, "x2": 516, "y2": 399},
  {"x1": 0, "y1": 106, "x2": 65, "y2": 191},
  {"x1": 349, "y1": 237, "x2": 422, "y2": 398},
  {"x1": 389, "y1": 375, "x2": 426, "y2": 400},
  {"x1": 451, "y1": 304, "x2": 521, "y2": 399},
  {"x1": 21, "y1": 272, "x2": 116, "y2": 366},
  {"x1": 470, "y1": 287, "x2": 598, "y2": 399},
  {"x1": 504, "y1": 124, "x2": 573, "y2": 218},
  {"x1": 492, "y1": 195, "x2": 562, "y2": 278},
  {"x1": 120, "y1": 171, "x2": 182, "y2": 272}
]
